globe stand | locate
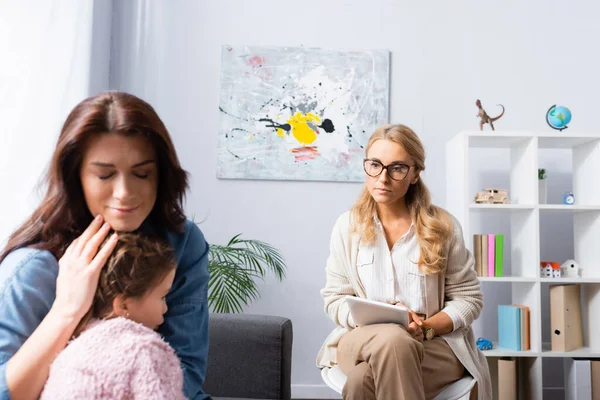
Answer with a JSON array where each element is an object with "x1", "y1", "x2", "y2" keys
[{"x1": 546, "y1": 104, "x2": 571, "y2": 131}]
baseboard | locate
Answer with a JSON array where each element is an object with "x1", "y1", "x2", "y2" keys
[
  {"x1": 291, "y1": 384, "x2": 341, "y2": 399},
  {"x1": 293, "y1": 383, "x2": 564, "y2": 399}
]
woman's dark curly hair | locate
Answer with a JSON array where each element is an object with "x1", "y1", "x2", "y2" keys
[{"x1": 73, "y1": 233, "x2": 176, "y2": 337}]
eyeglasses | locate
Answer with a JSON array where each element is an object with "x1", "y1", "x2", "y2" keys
[{"x1": 363, "y1": 159, "x2": 414, "y2": 181}]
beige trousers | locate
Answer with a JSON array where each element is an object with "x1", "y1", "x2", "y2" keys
[{"x1": 337, "y1": 323, "x2": 473, "y2": 400}]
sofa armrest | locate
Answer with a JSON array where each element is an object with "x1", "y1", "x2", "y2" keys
[{"x1": 204, "y1": 313, "x2": 293, "y2": 400}]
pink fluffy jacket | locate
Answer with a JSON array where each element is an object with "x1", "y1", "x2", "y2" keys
[{"x1": 41, "y1": 317, "x2": 186, "y2": 400}]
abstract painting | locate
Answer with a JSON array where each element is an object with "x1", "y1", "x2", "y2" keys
[{"x1": 217, "y1": 45, "x2": 390, "y2": 182}]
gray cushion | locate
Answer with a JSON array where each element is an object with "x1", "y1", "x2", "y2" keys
[{"x1": 204, "y1": 314, "x2": 293, "y2": 400}]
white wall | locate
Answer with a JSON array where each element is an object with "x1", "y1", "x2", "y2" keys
[{"x1": 108, "y1": 1, "x2": 600, "y2": 397}]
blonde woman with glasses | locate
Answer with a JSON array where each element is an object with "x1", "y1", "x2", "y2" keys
[{"x1": 317, "y1": 124, "x2": 491, "y2": 400}]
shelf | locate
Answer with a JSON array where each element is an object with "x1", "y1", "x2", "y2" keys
[
  {"x1": 482, "y1": 341, "x2": 537, "y2": 357},
  {"x1": 461, "y1": 132, "x2": 534, "y2": 149},
  {"x1": 459, "y1": 131, "x2": 600, "y2": 150},
  {"x1": 483, "y1": 342, "x2": 600, "y2": 358},
  {"x1": 479, "y1": 277, "x2": 600, "y2": 283},
  {"x1": 537, "y1": 135, "x2": 600, "y2": 149},
  {"x1": 538, "y1": 204, "x2": 600, "y2": 212},
  {"x1": 447, "y1": 131, "x2": 600, "y2": 400},
  {"x1": 479, "y1": 277, "x2": 537, "y2": 282},
  {"x1": 470, "y1": 204, "x2": 600, "y2": 211},
  {"x1": 540, "y1": 277, "x2": 600, "y2": 283},
  {"x1": 541, "y1": 343, "x2": 600, "y2": 358},
  {"x1": 470, "y1": 204, "x2": 535, "y2": 210}
]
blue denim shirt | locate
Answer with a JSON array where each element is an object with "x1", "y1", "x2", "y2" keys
[{"x1": 0, "y1": 220, "x2": 211, "y2": 400}]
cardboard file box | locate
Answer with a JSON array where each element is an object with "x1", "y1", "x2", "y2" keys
[
  {"x1": 498, "y1": 357, "x2": 517, "y2": 400},
  {"x1": 550, "y1": 284, "x2": 583, "y2": 352},
  {"x1": 564, "y1": 358, "x2": 592, "y2": 400}
]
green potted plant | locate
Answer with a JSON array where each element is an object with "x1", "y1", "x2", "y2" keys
[
  {"x1": 208, "y1": 234, "x2": 286, "y2": 313},
  {"x1": 538, "y1": 168, "x2": 547, "y2": 204}
]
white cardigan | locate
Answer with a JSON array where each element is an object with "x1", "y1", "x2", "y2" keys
[{"x1": 316, "y1": 211, "x2": 492, "y2": 400}]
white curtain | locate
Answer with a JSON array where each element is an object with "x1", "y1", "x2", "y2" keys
[
  {"x1": 110, "y1": 0, "x2": 167, "y2": 100},
  {"x1": 0, "y1": 0, "x2": 105, "y2": 245}
]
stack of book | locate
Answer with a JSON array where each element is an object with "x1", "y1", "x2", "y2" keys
[
  {"x1": 473, "y1": 234, "x2": 504, "y2": 277},
  {"x1": 498, "y1": 304, "x2": 530, "y2": 351}
]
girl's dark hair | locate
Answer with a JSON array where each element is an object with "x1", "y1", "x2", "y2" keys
[
  {"x1": 0, "y1": 91, "x2": 188, "y2": 263},
  {"x1": 73, "y1": 233, "x2": 176, "y2": 337}
]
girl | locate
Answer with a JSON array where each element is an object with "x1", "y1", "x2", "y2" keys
[
  {"x1": 317, "y1": 124, "x2": 492, "y2": 400},
  {"x1": 0, "y1": 92, "x2": 210, "y2": 400},
  {"x1": 41, "y1": 233, "x2": 185, "y2": 399}
]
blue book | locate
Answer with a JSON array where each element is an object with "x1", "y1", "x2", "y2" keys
[{"x1": 498, "y1": 305, "x2": 521, "y2": 351}]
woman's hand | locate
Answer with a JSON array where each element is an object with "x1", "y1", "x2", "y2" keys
[
  {"x1": 394, "y1": 302, "x2": 424, "y2": 341},
  {"x1": 52, "y1": 215, "x2": 118, "y2": 322},
  {"x1": 407, "y1": 321, "x2": 424, "y2": 342}
]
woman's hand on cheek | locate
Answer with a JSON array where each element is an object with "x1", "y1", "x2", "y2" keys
[{"x1": 52, "y1": 215, "x2": 118, "y2": 322}]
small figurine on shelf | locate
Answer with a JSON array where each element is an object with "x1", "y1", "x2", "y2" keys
[
  {"x1": 476, "y1": 99, "x2": 505, "y2": 131},
  {"x1": 546, "y1": 104, "x2": 572, "y2": 131},
  {"x1": 540, "y1": 261, "x2": 561, "y2": 278},
  {"x1": 560, "y1": 259, "x2": 582, "y2": 278},
  {"x1": 562, "y1": 191, "x2": 575, "y2": 205},
  {"x1": 474, "y1": 188, "x2": 510, "y2": 204},
  {"x1": 476, "y1": 337, "x2": 493, "y2": 351}
]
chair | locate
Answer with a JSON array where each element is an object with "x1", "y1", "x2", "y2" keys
[{"x1": 321, "y1": 365, "x2": 476, "y2": 400}]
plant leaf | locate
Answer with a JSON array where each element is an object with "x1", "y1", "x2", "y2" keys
[
  {"x1": 208, "y1": 260, "x2": 260, "y2": 313},
  {"x1": 207, "y1": 234, "x2": 287, "y2": 313}
]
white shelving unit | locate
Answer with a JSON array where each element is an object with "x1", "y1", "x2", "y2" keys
[{"x1": 446, "y1": 131, "x2": 600, "y2": 400}]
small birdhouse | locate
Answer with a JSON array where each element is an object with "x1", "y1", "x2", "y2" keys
[{"x1": 560, "y1": 259, "x2": 582, "y2": 278}]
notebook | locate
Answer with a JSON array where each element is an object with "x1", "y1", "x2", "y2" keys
[{"x1": 346, "y1": 297, "x2": 409, "y2": 327}]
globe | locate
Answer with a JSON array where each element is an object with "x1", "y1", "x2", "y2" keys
[{"x1": 546, "y1": 105, "x2": 572, "y2": 131}]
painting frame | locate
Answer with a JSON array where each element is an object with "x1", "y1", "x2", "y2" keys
[{"x1": 217, "y1": 45, "x2": 390, "y2": 182}]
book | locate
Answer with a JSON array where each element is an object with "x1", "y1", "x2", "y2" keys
[
  {"x1": 495, "y1": 234, "x2": 504, "y2": 277},
  {"x1": 473, "y1": 234, "x2": 483, "y2": 276},
  {"x1": 487, "y1": 234, "x2": 495, "y2": 277},
  {"x1": 498, "y1": 357, "x2": 518, "y2": 400},
  {"x1": 481, "y1": 234, "x2": 488, "y2": 277},
  {"x1": 498, "y1": 305, "x2": 521, "y2": 351},
  {"x1": 513, "y1": 304, "x2": 530, "y2": 350}
]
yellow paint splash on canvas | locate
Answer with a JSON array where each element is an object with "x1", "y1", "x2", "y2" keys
[{"x1": 287, "y1": 112, "x2": 321, "y2": 145}]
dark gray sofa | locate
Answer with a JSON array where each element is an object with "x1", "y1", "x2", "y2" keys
[{"x1": 204, "y1": 314, "x2": 293, "y2": 400}]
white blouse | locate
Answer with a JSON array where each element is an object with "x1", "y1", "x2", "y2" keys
[{"x1": 356, "y1": 215, "x2": 462, "y2": 329}]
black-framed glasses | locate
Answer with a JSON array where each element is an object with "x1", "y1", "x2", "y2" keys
[{"x1": 363, "y1": 159, "x2": 414, "y2": 181}]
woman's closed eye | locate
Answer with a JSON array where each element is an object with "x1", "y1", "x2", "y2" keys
[
  {"x1": 133, "y1": 168, "x2": 154, "y2": 179},
  {"x1": 98, "y1": 171, "x2": 150, "y2": 180},
  {"x1": 98, "y1": 173, "x2": 115, "y2": 180},
  {"x1": 133, "y1": 172, "x2": 149, "y2": 179}
]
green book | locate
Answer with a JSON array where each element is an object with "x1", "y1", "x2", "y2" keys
[{"x1": 495, "y1": 234, "x2": 504, "y2": 277}]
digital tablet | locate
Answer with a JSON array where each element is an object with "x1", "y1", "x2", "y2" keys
[{"x1": 346, "y1": 296, "x2": 409, "y2": 327}]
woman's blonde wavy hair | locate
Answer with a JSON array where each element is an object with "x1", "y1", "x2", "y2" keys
[{"x1": 350, "y1": 124, "x2": 453, "y2": 275}]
